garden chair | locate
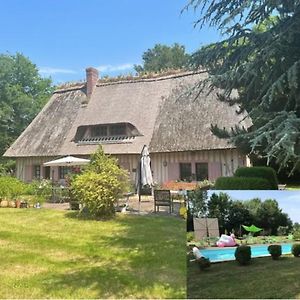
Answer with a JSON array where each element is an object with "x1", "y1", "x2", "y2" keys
[{"x1": 154, "y1": 190, "x2": 172, "y2": 213}]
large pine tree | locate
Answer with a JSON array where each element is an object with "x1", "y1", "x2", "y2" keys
[{"x1": 186, "y1": 0, "x2": 300, "y2": 173}]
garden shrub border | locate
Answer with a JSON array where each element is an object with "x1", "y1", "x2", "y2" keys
[
  {"x1": 215, "y1": 176, "x2": 272, "y2": 190},
  {"x1": 234, "y1": 167, "x2": 278, "y2": 189}
]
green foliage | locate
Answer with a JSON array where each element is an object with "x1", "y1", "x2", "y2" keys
[
  {"x1": 188, "y1": 190, "x2": 291, "y2": 235},
  {"x1": 227, "y1": 201, "x2": 253, "y2": 235},
  {"x1": 27, "y1": 179, "x2": 52, "y2": 203},
  {"x1": 134, "y1": 43, "x2": 190, "y2": 73},
  {"x1": 293, "y1": 230, "x2": 300, "y2": 241},
  {"x1": 294, "y1": 222, "x2": 300, "y2": 231},
  {"x1": 207, "y1": 192, "x2": 231, "y2": 233},
  {"x1": 197, "y1": 257, "x2": 211, "y2": 270},
  {"x1": 0, "y1": 176, "x2": 27, "y2": 200},
  {"x1": 292, "y1": 244, "x2": 300, "y2": 257},
  {"x1": 187, "y1": 232, "x2": 194, "y2": 242},
  {"x1": 256, "y1": 199, "x2": 292, "y2": 235},
  {"x1": 71, "y1": 147, "x2": 129, "y2": 218},
  {"x1": 235, "y1": 245, "x2": 251, "y2": 265},
  {"x1": 186, "y1": 0, "x2": 300, "y2": 172},
  {"x1": 277, "y1": 226, "x2": 289, "y2": 236},
  {"x1": 268, "y1": 245, "x2": 282, "y2": 260},
  {"x1": 215, "y1": 177, "x2": 272, "y2": 190},
  {"x1": 187, "y1": 189, "x2": 208, "y2": 232},
  {"x1": 0, "y1": 160, "x2": 15, "y2": 176},
  {"x1": 0, "y1": 53, "x2": 53, "y2": 157},
  {"x1": 235, "y1": 167, "x2": 278, "y2": 189},
  {"x1": 187, "y1": 188, "x2": 208, "y2": 217}
]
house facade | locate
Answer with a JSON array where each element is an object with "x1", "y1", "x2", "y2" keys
[{"x1": 4, "y1": 68, "x2": 251, "y2": 184}]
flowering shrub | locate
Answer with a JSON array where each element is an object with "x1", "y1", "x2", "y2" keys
[{"x1": 27, "y1": 179, "x2": 52, "y2": 203}]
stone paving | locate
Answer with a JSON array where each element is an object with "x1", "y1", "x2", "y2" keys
[{"x1": 43, "y1": 194, "x2": 183, "y2": 216}]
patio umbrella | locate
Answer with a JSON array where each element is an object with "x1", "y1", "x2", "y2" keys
[
  {"x1": 136, "y1": 145, "x2": 153, "y2": 203},
  {"x1": 140, "y1": 145, "x2": 153, "y2": 187},
  {"x1": 43, "y1": 155, "x2": 90, "y2": 167},
  {"x1": 242, "y1": 224, "x2": 263, "y2": 233}
]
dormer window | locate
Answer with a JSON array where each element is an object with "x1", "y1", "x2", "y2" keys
[
  {"x1": 110, "y1": 124, "x2": 126, "y2": 136},
  {"x1": 74, "y1": 122, "x2": 142, "y2": 145},
  {"x1": 91, "y1": 125, "x2": 108, "y2": 137}
]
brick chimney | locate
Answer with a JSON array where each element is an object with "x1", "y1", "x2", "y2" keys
[{"x1": 85, "y1": 67, "x2": 99, "y2": 99}]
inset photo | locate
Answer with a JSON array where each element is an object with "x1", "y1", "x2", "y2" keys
[{"x1": 187, "y1": 190, "x2": 300, "y2": 299}]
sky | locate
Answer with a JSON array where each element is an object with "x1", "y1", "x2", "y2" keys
[
  {"x1": 208, "y1": 190, "x2": 300, "y2": 224},
  {"x1": 0, "y1": 0, "x2": 221, "y2": 84}
]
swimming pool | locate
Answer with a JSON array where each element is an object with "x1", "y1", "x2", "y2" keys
[{"x1": 200, "y1": 243, "x2": 292, "y2": 262}]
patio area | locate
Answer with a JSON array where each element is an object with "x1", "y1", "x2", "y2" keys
[{"x1": 44, "y1": 194, "x2": 183, "y2": 216}]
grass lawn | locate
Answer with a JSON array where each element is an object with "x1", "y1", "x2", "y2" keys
[
  {"x1": 188, "y1": 255, "x2": 300, "y2": 299},
  {"x1": 0, "y1": 209, "x2": 186, "y2": 299}
]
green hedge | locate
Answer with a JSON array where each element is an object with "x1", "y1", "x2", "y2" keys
[
  {"x1": 235, "y1": 245, "x2": 251, "y2": 265},
  {"x1": 215, "y1": 176, "x2": 272, "y2": 190},
  {"x1": 234, "y1": 167, "x2": 278, "y2": 190},
  {"x1": 268, "y1": 245, "x2": 282, "y2": 260},
  {"x1": 292, "y1": 244, "x2": 300, "y2": 257}
]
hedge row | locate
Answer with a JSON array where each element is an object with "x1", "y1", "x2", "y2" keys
[
  {"x1": 234, "y1": 167, "x2": 278, "y2": 189},
  {"x1": 215, "y1": 176, "x2": 272, "y2": 190},
  {"x1": 214, "y1": 166, "x2": 278, "y2": 190},
  {"x1": 234, "y1": 243, "x2": 300, "y2": 266}
]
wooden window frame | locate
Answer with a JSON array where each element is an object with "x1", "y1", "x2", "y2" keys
[
  {"x1": 179, "y1": 163, "x2": 192, "y2": 181},
  {"x1": 33, "y1": 165, "x2": 41, "y2": 179},
  {"x1": 195, "y1": 162, "x2": 209, "y2": 181}
]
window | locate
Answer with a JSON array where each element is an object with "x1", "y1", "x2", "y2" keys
[
  {"x1": 196, "y1": 163, "x2": 208, "y2": 181},
  {"x1": 44, "y1": 167, "x2": 51, "y2": 179},
  {"x1": 110, "y1": 124, "x2": 126, "y2": 136},
  {"x1": 91, "y1": 125, "x2": 108, "y2": 137},
  {"x1": 59, "y1": 166, "x2": 70, "y2": 179},
  {"x1": 179, "y1": 163, "x2": 192, "y2": 181},
  {"x1": 33, "y1": 165, "x2": 41, "y2": 179}
]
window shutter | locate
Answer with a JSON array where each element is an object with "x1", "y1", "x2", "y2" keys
[{"x1": 208, "y1": 162, "x2": 222, "y2": 181}]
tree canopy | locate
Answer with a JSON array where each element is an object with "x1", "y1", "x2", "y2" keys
[
  {"x1": 0, "y1": 53, "x2": 53, "y2": 160},
  {"x1": 134, "y1": 43, "x2": 190, "y2": 73},
  {"x1": 188, "y1": 190, "x2": 292, "y2": 235},
  {"x1": 186, "y1": 0, "x2": 300, "y2": 172}
]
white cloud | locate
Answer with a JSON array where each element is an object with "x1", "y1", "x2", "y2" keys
[
  {"x1": 39, "y1": 67, "x2": 78, "y2": 75},
  {"x1": 96, "y1": 63, "x2": 134, "y2": 73}
]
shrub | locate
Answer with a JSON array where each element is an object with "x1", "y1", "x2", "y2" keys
[
  {"x1": 215, "y1": 176, "x2": 272, "y2": 190},
  {"x1": 0, "y1": 176, "x2": 27, "y2": 200},
  {"x1": 293, "y1": 230, "x2": 300, "y2": 241},
  {"x1": 235, "y1": 245, "x2": 251, "y2": 265},
  {"x1": 292, "y1": 244, "x2": 300, "y2": 257},
  {"x1": 234, "y1": 167, "x2": 278, "y2": 189},
  {"x1": 197, "y1": 257, "x2": 211, "y2": 270},
  {"x1": 187, "y1": 232, "x2": 194, "y2": 242},
  {"x1": 268, "y1": 245, "x2": 282, "y2": 260},
  {"x1": 71, "y1": 147, "x2": 129, "y2": 219},
  {"x1": 27, "y1": 179, "x2": 52, "y2": 203},
  {"x1": 69, "y1": 200, "x2": 80, "y2": 210}
]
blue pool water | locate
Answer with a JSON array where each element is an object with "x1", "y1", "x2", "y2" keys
[{"x1": 201, "y1": 243, "x2": 292, "y2": 262}]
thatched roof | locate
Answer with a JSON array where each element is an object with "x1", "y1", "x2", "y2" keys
[{"x1": 4, "y1": 70, "x2": 251, "y2": 157}]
